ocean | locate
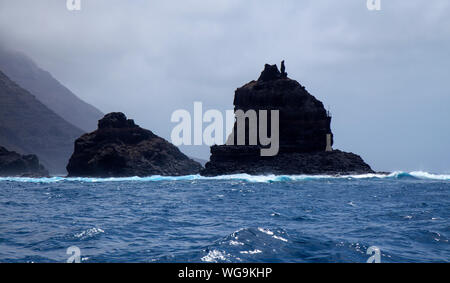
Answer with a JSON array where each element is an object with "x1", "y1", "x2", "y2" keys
[{"x1": 0, "y1": 172, "x2": 448, "y2": 263}]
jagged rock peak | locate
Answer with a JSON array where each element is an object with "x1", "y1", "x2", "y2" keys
[
  {"x1": 257, "y1": 61, "x2": 288, "y2": 82},
  {"x1": 258, "y1": 64, "x2": 281, "y2": 82},
  {"x1": 98, "y1": 112, "x2": 137, "y2": 129}
]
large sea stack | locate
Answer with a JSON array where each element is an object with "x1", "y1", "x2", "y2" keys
[
  {"x1": 201, "y1": 63, "x2": 374, "y2": 176},
  {"x1": 66, "y1": 112, "x2": 202, "y2": 177},
  {"x1": 0, "y1": 146, "x2": 49, "y2": 177}
]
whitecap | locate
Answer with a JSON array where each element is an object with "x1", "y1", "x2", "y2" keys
[
  {"x1": 257, "y1": 227, "x2": 274, "y2": 236},
  {"x1": 201, "y1": 250, "x2": 229, "y2": 262},
  {"x1": 240, "y1": 249, "x2": 262, "y2": 255},
  {"x1": 74, "y1": 227, "x2": 105, "y2": 239},
  {"x1": 272, "y1": 235, "x2": 288, "y2": 242},
  {"x1": 1, "y1": 171, "x2": 448, "y2": 183},
  {"x1": 409, "y1": 171, "x2": 450, "y2": 180}
]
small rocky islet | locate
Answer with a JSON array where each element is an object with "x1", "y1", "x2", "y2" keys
[
  {"x1": 200, "y1": 63, "x2": 374, "y2": 176},
  {"x1": 66, "y1": 112, "x2": 203, "y2": 177}
]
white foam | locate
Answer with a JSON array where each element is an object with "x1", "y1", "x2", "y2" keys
[
  {"x1": 409, "y1": 171, "x2": 450, "y2": 180},
  {"x1": 229, "y1": 240, "x2": 244, "y2": 246},
  {"x1": 273, "y1": 235, "x2": 288, "y2": 242},
  {"x1": 201, "y1": 250, "x2": 229, "y2": 262},
  {"x1": 240, "y1": 249, "x2": 262, "y2": 255},
  {"x1": 74, "y1": 227, "x2": 104, "y2": 239},
  {"x1": 0, "y1": 171, "x2": 449, "y2": 183},
  {"x1": 257, "y1": 227, "x2": 274, "y2": 235}
]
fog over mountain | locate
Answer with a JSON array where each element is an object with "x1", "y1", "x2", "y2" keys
[
  {"x1": 0, "y1": 47, "x2": 103, "y2": 132},
  {"x1": 0, "y1": 70, "x2": 82, "y2": 174},
  {"x1": 0, "y1": 0, "x2": 449, "y2": 172}
]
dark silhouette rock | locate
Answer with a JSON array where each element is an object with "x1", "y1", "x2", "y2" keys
[
  {"x1": 66, "y1": 113, "x2": 203, "y2": 177},
  {"x1": 258, "y1": 64, "x2": 282, "y2": 82},
  {"x1": 202, "y1": 147, "x2": 373, "y2": 176},
  {"x1": 0, "y1": 146, "x2": 49, "y2": 177},
  {"x1": 201, "y1": 63, "x2": 374, "y2": 176},
  {"x1": 232, "y1": 65, "x2": 333, "y2": 152},
  {"x1": 97, "y1": 112, "x2": 137, "y2": 129},
  {"x1": 280, "y1": 60, "x2": 287, "y2": 78}
]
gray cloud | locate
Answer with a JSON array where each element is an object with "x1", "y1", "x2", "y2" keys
[{"x1": 0, "y1": 0, "x2": 449, "y2": 172}]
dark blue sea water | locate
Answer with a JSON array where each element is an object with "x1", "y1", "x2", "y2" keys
[{"x1": 0, "y1": 172, "x2": 449, "y2": 263}]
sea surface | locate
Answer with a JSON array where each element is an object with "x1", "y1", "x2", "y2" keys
[{"x1": 0, "y1": 171, "x2": 449, "y2": 263}]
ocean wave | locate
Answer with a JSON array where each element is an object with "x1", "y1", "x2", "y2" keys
[
  {"x1": 198, "y1": 227, "x2": 401, "y2": 263},
  {"x1": 200, "y1": 227, "x2": 291, "y2": 263},
  {"x1": 0, "y1": 171, "x2": 448, "y2": 183},
  {"x1": 73, "y1": 227, "x2": 105, "y2": 240},
  {"x1": 200, "y1": 250, "x2": 231, "y2": 263}
]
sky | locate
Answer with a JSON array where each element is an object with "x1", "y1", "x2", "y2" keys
[{"x1": 0, "y1": 0, "x2": 449, "y2": 173}]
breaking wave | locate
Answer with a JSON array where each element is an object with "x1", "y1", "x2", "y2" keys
[
  {"x1": 0, "y1": 171, "x2": 448, "y2": 183},
  {"x1": 200, "y1": 227, "x2": 292, "y2": 263},
  {"x1": 197, "y1": 227, "x2": 394, "y2": 263}
]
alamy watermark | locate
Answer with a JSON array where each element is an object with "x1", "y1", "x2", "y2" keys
[
  {"x1": 66, "y1": 1, "x2": 380, "y2": 12},
  {"x1": 66, "y1": 246, "x2": 81, "y2": 263},
  {"x1": 66, "y1": 0, "x2": 81, "y2": 11},
  {"x1": 367, "y1": 0, "x2": 381, "y2": 11},
  {"x1": 170, "y1": 102, "x2": 280, "y2": 157},
  {"x1": 64, "y1": 245, "x2": 381, "y2": 263},
  {"x1": 366, "y1": 246, "x2": 381, "y2": 263},
  {"x1": 170, "y1": 102, "x2": 337, "y2": 157}
]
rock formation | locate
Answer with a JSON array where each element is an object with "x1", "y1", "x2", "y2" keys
[
  {"x1": 66, "y1": 112, "x2": 203, "y2": 177},
  {"x1": 280, "y1": 60, "x2": 287, "y2": 78},
  {"x1": 201, "y1": 62, "x2": 374, "y2": 176},
  {"x1": 0, "y1": 146, "x2": 49, "y2": 177}
]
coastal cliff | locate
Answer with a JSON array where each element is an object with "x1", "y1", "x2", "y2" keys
[
  {"x1": 0, "y1": 70, "x2": 83, "y2": 174},
  {"x1": 201, "y1": 63, "x2": 374, "y2": 176},
  {"x1": 66, "y1": 112, "x2": 202, "y2": 177},
  {"x1": 0, "y1": 47, "x2": 103, "y2": 132}
]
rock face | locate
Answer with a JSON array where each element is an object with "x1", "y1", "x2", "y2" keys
[
  {"x1": 66, "y1": 112, "x2": 203, "y2": 177},
  {"x1": 0, "y1": 47, "x2": 103, "y2": 132},
  {"x1": 0, "y1": 146, "x2": 49, "y2": 177},
  {"x1": 233, "y1": 63, "x2": 333, "y2": 152},
  {"x1": 0, "y1": 70, "x2": 83, "y2": 174},
  {"x1": 203, "y1": 147, "x2": 373, "y2": 176},
  {"x1": 201, "y1": 63, "x2": 374, "y2": 176}
]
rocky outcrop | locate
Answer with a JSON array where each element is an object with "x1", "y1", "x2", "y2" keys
[
  {"x1": 202, "y1": 147, "x2": 373, "y2": 176},
  {"x1": 231, "y1": 63, "x2": 333, "y2": 152},
  {"x1": 0, "y1": 146, "x2": 49, "y2": 177},
  {"x1": 66, "y1": 112, "x2": 203, "y2": 177},
  {"x1": 201, "y1": 63, "x2": 374, "y2": 176}
]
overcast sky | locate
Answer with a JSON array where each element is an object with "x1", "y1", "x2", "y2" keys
[{"x1": 0, "y1": 0, "x2": 449, "y2": 172}]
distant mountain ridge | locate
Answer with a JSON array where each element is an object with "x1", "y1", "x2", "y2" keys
[
  {"x1": 0, "y1": 70, "x2": 83, "y2": 174},
  {"x1": 0, "y1": 47, "x2": 103, "y2": 132}
]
